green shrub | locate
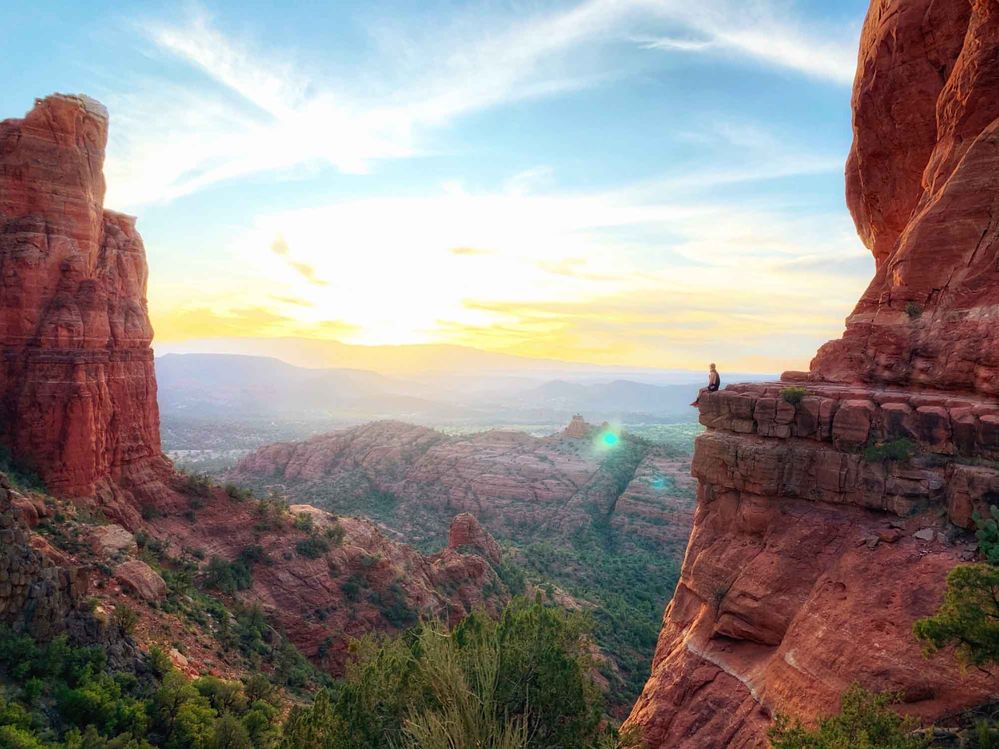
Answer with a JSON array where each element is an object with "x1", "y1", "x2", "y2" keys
[
  {"x1": 863, "y1": 438, "x2": 916, "y2": 463},
  {"x1": 769, "y1": 684, "x2": 927, "y2": 749},
  {"x1": 905, "y1": 301, "x2": 923, "y2": 319},
  {"x1": 0, "y1": 447, "x2": 46, "y2": 493},
  {"x1": 112, "y1": 605, "x2": 139, "y2": 635},
  {"x1": 914, "y1": 563, "x2": 999, "y2": 668},
  {"x1": 180, "y1": 470, "x2": 213, "y2": 497},
  {"x1": 781, "y1": 386, "x2": 807, "y2": 405},
  {"x1": 292, "y1": 513, "x2": 314, "y2": 533},
  {"x1": 295, "y1": 536, "x2": 330, "y2": 559},
  {"x1": 204, "y1": 555, "x2": 253, "y2": 593},
  {"x1": 280, "y1": 597, "x2": 607, "y2": 749},
  {"x1": 974, "y1": 505, "x2": 999, "y2": 564},
  {"x1": 224, "y1": 483, "x2": 253, "y2": 501}
]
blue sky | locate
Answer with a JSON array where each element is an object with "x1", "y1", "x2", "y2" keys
[{"x1": 1, "y1": 0, "x2": 873, "y2": 372}]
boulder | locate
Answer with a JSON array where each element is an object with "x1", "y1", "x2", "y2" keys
[{"x1": 114, "y1": 560, "x2": 166, "y2": 601}]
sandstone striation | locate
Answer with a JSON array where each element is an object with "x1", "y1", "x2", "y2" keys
[
  {"x1": 811, "y1": 0, "x2": 999, "y2": 393},
  {"x1": 0, "y1": 94, "x2": 168, "y2": 523},
  {"x1": 624, "y1": 2, "x2": 999, "y2": 746}
]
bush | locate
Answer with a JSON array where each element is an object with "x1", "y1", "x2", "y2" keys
[
  {"x1": 295, "y1": 536, "x2": 331, "y2": 559},
  {"x1": 769, "y1": 684, "x2": 927, "y2": 749},
  {"x1": 180, "y1": 470, "x2": 213, "y2": 497},
  {"x1": 781, "y1": 386, "x2": 807, "y2": 405},
  {"x1": 905, "y1": 301, "x2": 923, "y2": 319},
  {"x1": 224, "y1": 483, "x2": 253, "y2": 501},
  {"x1": 112, "y1": 605, "x2": 139, "y2": 635},
  {"x1": 292, "y1": 513, "x2": 314, "y2": 533},
  {"x1": 280, "y1": 597, "x2": 608, "y2": 749},
  {"x1": 914, "y1": 563, "x2": 999, "y2": 668},
  {"x1": 974, "y1": 505, "x2": 999, "y2": 564},
  {"x1": 0, "y1": 447, "x2": 46, "y2": 493},
  {"x1": 204, "y1": 555, "x2": 253, "y2": 593},
  {"x1": 863, "y1": 438, "x2": 916, "y2": 463}
]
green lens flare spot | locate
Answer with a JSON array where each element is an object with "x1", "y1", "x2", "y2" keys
[{"x1": 601, "y1": 431, "x2": 619, "y2": 447}]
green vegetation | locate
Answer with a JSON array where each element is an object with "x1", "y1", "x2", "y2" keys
[
  {"x1": 905, "y1": 301, "x2": 923, "y2": 319},
  {"x1": 912, "y1": 505, "x2": 998, "y2": 740},
  {"x1": 913, "y1": 563, "x2": 999, "y2": 668},
  {"x1": 975, "y1": 505, "x2": 999, "y2": 564},
  {"x1": 0, "y1": 625, "x2": 282, "y2": 748},
  {"x1": 863, "y1": 438, "x2": 917, "y2": 463},
  {"x1": 295, "y1": 536, "x2": 330, "y2": 559},
  {"x1": 781, "y1": 386, "x2": 807, "y2": 405},
  {"x1": 769, "y1": 684, "x2": 927, "y2": 749},
  {"x1": 0, "y1": 446, "x2": 46, "y2": 493},
  {"x1": 281, "y1": 597, "x2": 613, "y2": 749},
  {"x1": 203, "y1": 555, "x2": 253, "y2": 594}
]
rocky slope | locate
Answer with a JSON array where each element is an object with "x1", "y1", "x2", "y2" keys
[
  {"x1": 229, "y1": 418, "x2": 695, "y2": 551},
  {"x1": 0, "y1": 95, "x2": 508, "y2": 682},
  {"x1": 623, "y1": 2, "x2": 999, "y2": 746}
]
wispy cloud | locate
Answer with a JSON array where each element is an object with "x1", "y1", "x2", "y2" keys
[
  {"x1": 101, "y1": 0, "x2": 858, "y2": 208},
  {"x1": 637, "y1": 0, "x2": 857, "y2": 85},
  {"x1": 269, "y1": 236, "x2": 328, "y2": 286}
]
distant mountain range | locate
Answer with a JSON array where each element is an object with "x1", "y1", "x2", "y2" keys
[
  {"x1": 155, "y1": 352, "x2": 774, "y2": 425},
  {"x1": 154, "y1": 336, "x2": 767, "y2": 383}
]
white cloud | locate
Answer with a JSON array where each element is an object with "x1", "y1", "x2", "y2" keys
[{"x1": 100, "y1": 0, "x2": 860, "y2": 208}]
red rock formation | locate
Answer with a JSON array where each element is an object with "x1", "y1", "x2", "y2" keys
[
  {"x1": 230, "y1": 420, "x2": 693, "y2": 548},
  {"x1": 0, "y1": 94, "x2": 167, "y2": 520},
  {"x1": 0, "y1": 95, "x2": 511, "y2": 680},
  {"x1": 624, "y1": 3, "x2": 999, "y2": 746},
  {"x1": 811, "y1": 0, "x2": 999, "y2": 393},
  {"x1": 447, "y1": 512, "x2": 502, "y2": 565}
]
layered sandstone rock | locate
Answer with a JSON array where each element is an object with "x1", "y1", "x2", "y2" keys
[
  {"x1": 230, "y1": 418, "x2": 694, "y2": 549},
  {"x1": 624, "y1": 2, "x2": 999, "y2": 746},
  {"x1": 811, "y1": 0, "x2": 999, "y2": 393},
  {"x1": 447, "y1": 512, "x2": 502, "y2": 565},
  {"x1": 0, "y1": 94, "x2": 168, "y2": 520}
]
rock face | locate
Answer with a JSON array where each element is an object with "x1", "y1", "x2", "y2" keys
[
  {"x1": 0, "y1": 478, "x2": 88, "y2": 639},
  {"x1": 624, "y1": 3, "x2": 999, "y2": 746},
  {"x1": 0, "y1": 94, "x2": 167, "y2": 519},
  {"x1": 811, "y1": 0, "x2": 999, "y2": 394},
  {"x1": 447, "y1": 512, "x2": 502, "y2": 565}
]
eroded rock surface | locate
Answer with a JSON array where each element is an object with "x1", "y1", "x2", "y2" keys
[
  {"x1": 811, "y1": 0, "x2": 999, "y2": 393},
  {"x1": 624, "y1": 2, "x2": 999, "y2": 745},
  {"x1": 0, "y1": 94, "x2": 169, "y2": 523}
]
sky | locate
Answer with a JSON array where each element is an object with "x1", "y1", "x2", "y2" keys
[{"x1": 1, "y1": 0, "x2": 873, "y2": 373}]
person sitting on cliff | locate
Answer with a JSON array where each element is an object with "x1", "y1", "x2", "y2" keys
[{"x1": 690, "y1": 363, "x2": 721, "y2": 407}]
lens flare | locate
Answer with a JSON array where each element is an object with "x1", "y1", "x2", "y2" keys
[{"x1": 601, "y1": 431, "x2": 619, "y2": 447}]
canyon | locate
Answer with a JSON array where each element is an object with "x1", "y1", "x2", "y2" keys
[
  {"x1": 229, "y1": 418, "x2": 696, "y2": 701},
  {"x1": 623, "y1": 0, "x2": 999, "y2": 746}
]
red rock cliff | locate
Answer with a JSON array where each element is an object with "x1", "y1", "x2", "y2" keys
[
  {"x1": 811, "y1": 0, "x2": 999, "y2": 393},
  {"x1": 0, "y1": 95, "x2": 167, "y2": 517},
  {"x1": 623, "y1": 2, "x2": 999, "y2": 747}
]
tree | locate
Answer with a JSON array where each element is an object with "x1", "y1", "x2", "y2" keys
[
  {"x1": 769, "y1": 684, "x2": 927, "y2": 749},
  {"x1": 279, "y1": 597, "x2": 609, "y2": 749},
  {"x1": 913, "y1": 564, "x2": 999, "y2": 669}
]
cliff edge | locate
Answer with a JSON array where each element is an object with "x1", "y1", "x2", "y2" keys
[{"x1": 623, "y1": 2, "x2": 999, "y2": 746}]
